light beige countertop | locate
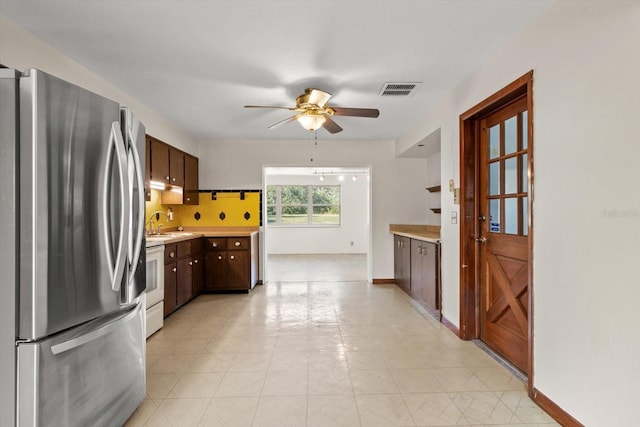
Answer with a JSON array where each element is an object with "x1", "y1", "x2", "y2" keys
[
  {"x1": 145, "y1": 227, "x2": 259, "y2": 248},
  {"x1": 389, "y1": 224, "x2": 441, "y2": 244}
]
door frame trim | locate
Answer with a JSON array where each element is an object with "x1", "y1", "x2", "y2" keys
[{"x1": 458, "y1": 71, "x2": 534, "y2": 392}]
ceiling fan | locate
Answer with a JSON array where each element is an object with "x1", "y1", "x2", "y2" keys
[{"x1": 244, "y1": 88, "x2": 380, "y2": 134}]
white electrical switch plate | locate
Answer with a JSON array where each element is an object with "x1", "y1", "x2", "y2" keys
[{"x1": 451, "y1": 211, "x2": 458, "y2": 224}]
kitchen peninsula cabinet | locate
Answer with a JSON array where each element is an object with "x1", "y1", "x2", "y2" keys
[
  {"x1": 394, "y1": 235, "x2": 411, "y2": 293},
  {"x1": 204, "y1": 234, "x2": 259, "y2": 292},
  {"x1": 410, "y1": 239, "x2": 439, "y2": 312},
  {"x1": 390, "y1": 228, "x2": 441, "y2": 317}
]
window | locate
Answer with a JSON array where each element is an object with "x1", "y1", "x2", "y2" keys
[{"x1": 267, "y1": 185, "x2": 340, "y2": 225}]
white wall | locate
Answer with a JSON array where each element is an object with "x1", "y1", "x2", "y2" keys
[
  {"x1": 0, "y1": 16, "x2": 197, "y2": 154},
  {"x1": 198, "y1": 139, "x2": 428, "y2": 279},
  {"x1": 425, "y1": 151, "x2": 441, "y2": 226},
  {"x1": 397, "y1": 2, "x2": 640, "y2": 424},
  {"x1": 265, "y1": 173, "x2": 369, "y2": 254}
]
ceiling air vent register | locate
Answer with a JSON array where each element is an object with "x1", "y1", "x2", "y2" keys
[{"x1": 379, "y1": 82, "x2": 422, "y2": 97}]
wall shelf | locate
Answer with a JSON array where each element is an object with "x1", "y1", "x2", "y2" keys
[
  {"x1": 430, "y1": 208, "x2": 441, "y2": 214},
  {"x1": 426, "y1": 185, "x2": 441, "y2": 193}
]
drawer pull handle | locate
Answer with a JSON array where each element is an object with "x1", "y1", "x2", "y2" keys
[
  {"x1": 218, "y1": 255, "x2": 222, "y2": 260},
  {"x1": 230, "y1": 255, "x2": 235, "y2": 260},
  {"x1": 212, "y1": 243, "x2": 217, "y2": 247},
  {"x1": 234, "y1": 241, "x2": 241, "y2": 247}
]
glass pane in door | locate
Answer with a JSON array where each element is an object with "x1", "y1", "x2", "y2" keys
[
  {"x1": 504, "y1": 116, "x2": 517, "y2": 155},
  {"x1": 505, "y1": 157, "x2": 517, "y2": 194},
  {"x1": 489, "y1": 124, "x2": 500, "y2": 159},
  {"x1": 489, "y1": 199, "x2": 500, "y2": 233},
  {"x1": 504, "y1": 197, "x2": 518, "y2": 235},
  {"x1": 489, "y1": 162, "x2": 500, "y2": 196}
]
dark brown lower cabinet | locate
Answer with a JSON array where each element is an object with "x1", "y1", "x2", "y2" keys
[
  {"x1": 164, "y1": 238, "x2": 203, "y2": 317},
  {"x1": 393, "y1": 235, "x2": 440, "y2": 315},
  {"x1": 204, "y1": 234, "x2": 259, "y2": 292},
  {"x1": 164, "y1": 261, "x2": 177, "y2": 316},
  {"x1": 394, "y1": 235, "x2": 411, "y2": 293},
  {"x1": 410, "y1": 239, "x2": 439, "y2": 312}
]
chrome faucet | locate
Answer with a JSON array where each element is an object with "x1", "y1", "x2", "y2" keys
[{"x1": 146, "y1": 209, "x2": 173, "y2": 235}]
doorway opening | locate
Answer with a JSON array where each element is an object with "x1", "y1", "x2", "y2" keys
[
  {"x1": 262, "y1": 166, "x2": 372, "y2": 284},
  {"x1": 459, "y1": 71, "x2": 534, "y2": 389}
]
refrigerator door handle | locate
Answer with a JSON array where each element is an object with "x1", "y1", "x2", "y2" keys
[
  {"x1": 102, "y1": 121, "x2": 130, "y2": 293},
  {"x1": 127, "y1": 124, "x2": 145, "y2": 284},
  {"x1": 49, "y1": 305, "x2": 139, "y2": 355}
]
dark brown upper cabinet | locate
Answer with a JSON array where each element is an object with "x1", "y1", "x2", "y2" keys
[{"x1": 184, "y1": 154, "x2": 199, "y2": 205}]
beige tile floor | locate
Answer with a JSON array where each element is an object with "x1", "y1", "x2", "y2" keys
[{"x1": 126, "y1": 255, "x2": 559, "y2": 427}]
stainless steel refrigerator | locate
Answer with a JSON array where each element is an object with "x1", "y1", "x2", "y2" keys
[{"x1": 0, "y1": 68, "x2": 147, "y2": 426}]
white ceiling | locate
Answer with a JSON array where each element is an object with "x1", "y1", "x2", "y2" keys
[{"x1": 0, "y1": 0, "x2": 553, "y2": 142}]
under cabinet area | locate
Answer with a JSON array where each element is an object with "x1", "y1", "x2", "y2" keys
[{"x1": 204, "y1": 234, "x2": 259, "y2": 291}]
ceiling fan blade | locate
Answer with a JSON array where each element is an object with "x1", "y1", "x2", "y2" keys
[
  {"x1": 332, "y1": 107, "x2": 380, "y2": 118},
  {"x1": 322, "y1": 116, "x2": 343, "y2": 134},
  {"x1": 244, "y1": 105, "x2": 295, "y2": 110},
  {"x1": 268, "y1": 115, "x2": 298, "y2": 129},
  {"x1": 307, "y1": 89, "x2": 332, "y2": 107}
]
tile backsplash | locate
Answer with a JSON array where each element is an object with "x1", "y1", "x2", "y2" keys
[{"x1": 145, "y1": 189, "x2": 261, "y2": 231}]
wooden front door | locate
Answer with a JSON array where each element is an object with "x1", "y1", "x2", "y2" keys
[{"x1": 478, "y1": 96, "x2": 530, "y2": 373}]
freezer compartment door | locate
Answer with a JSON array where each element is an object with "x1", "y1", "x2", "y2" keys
[{"x1": 17, "y1": 303, "x2": 145, "y2": 427}]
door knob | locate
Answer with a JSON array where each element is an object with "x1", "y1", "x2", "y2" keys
[
  {"x1": 476, "y1": 236, "x2": 487, "y2": 243},
  {"x1": 478, "y1": 214, "x2": 486, "y2": 221}
]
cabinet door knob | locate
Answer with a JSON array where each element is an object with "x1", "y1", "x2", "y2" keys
[
  {"x1": 166, "y1": 176, "x2": 170, "y2": 180},
  {"x1": 194, "y1": 259, "x2": 198, "y2": 264},
  {"x1": 218, "y1": 255, "x2": 222, "y2": 260},
  {"x1": 172, "y1": 177, "x2": 176, "y2": 182},
  {"x1": 230, "y1": 255, "x2": 235, "y2": 260},
  {"x1": 189, "y1": 261, "x2": 193, "y2": 266},
  {"x1": 172, "y1": 267, "x2": 176, "y2": 272},
  {"x1": 212, "y1": 243, "x2": 217, "y2": 247},
  {"x1": 186, "y1": 198, "x2": 190, "y2": 201},
  {"x1": 234, "y1": 241, "x2": 241, "y2": 247},
  {"x1": 170, "y1": 251, "x2": 175, "y2": 258}
]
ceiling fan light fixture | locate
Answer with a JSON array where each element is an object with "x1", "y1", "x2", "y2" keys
[{"x1": 297, "y1": 113, "x2": 326, "y2": 131}]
